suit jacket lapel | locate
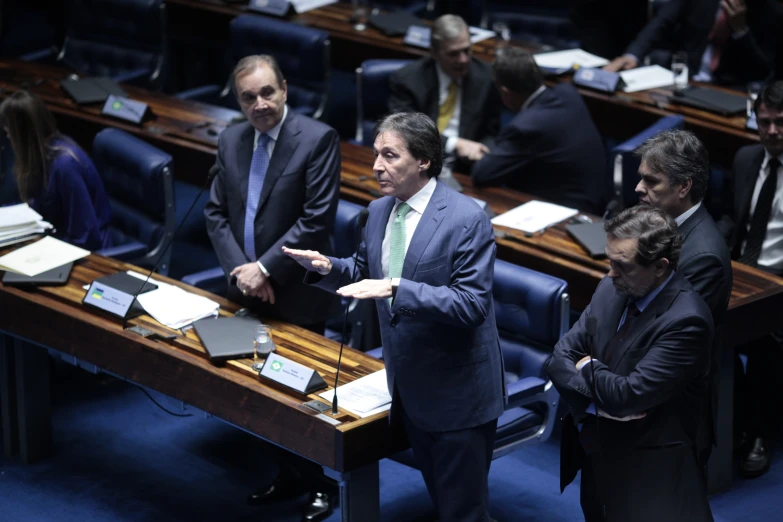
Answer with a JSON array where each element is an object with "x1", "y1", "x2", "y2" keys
[
  {"x1": 237, "y1": 124, "x2": 254, "y2": 210},
  {"x1": 678, "y1": 204, "x2": 708, "y2": 242},
  {"x1": 596, "y1": 293, "x2": 626, "y2": 362},
  {"x1": 424, "y1": 60, "x2": 440, "y2": 121},
  {"x1": 255, "y1": 112, "x2": 299, "y2": 216},
  {"x1": 401, "y1": 182, "x2": 448, "y2": 279},
  {"x1": 458, "y1": 63, "x2": 476, "y2": 138},
  {"x1": 737, "y1": 149, "x2": 765, "y2": 231}
]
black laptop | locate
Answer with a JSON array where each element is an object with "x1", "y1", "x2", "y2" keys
[
  {"x1": 192, "y1": 315, "x2": 261, "y2": 361},
  {"x1": 670, "y1": 86, "x2": 747, "y2": 117},
  {"x1": 566, "y1": 221, "x2": 607, "y2": 259},
  {"x1": 2, "y1": 262, "x2": 73, "y2": 286},
  {"x1": 60, "y1": 77, "x2": 127, "y2": 105}
]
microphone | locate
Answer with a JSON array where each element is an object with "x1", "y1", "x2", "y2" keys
[
  {"x1": 602, "y1": 199, "x2": 621, "y2": 221},
  {"x1": 124, "y1": 164, "x2": 221, "y2": 329},
  {"x1": 332, "y1": 208, "x2": 370, "y2": 415}
]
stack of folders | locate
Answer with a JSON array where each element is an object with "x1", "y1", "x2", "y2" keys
[
  {"x1": 125, "y1": 271, "x2": 220, "y2": 330},
  {"x1": 0, "y1": 203, "x2": 53, "y2": 247}
]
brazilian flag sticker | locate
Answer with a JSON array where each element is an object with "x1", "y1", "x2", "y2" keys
[{"x1": 91, "y1": 288, "x2": 104, "y2": 300}]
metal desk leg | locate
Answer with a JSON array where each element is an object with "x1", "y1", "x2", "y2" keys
[
  {"x1": 707, "y1": 344, "x2": 734, "y2": 494},
  {"x1": 14, "y1": 338, "x2": 52, "y2": 463},
  {"x1": 325, "y1": 461, "x2": 380, "y2": 522},
  {"x1": 1, "y1": 334, "x2": 18, "y2": 457}
]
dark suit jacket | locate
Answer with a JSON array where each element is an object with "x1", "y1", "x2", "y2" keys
[
  {"x1": 625, "y1": 0, "x2": 780, "y2": 85},
  {"x1": 725, "y1": 144, "x2": 767, "y2": 259},
  {"x1": 388, "y1": 57, "x2": 501, "y2": 148},
  {"x1": 204, "y1": 113, "x2": 341, "y2": 325},
  {"x1": 310, "y1": 181, "x2": 506, "y2": 433},
  {"x1": 548, "y1": 273, "x2": 714, "y2": 522},
  {"x1": 471, "y1": 84, "x2": 607, "y2": 214}
]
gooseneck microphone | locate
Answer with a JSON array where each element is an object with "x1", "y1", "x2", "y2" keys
[
  {"x1": 124, "y1": 164, "x2": 221, "y2": 329},
  {"x1": 332, "y1": 208, "x2": 370, "y2": 415}
]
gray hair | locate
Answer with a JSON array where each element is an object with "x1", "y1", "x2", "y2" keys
[
  {"x1": 605, "y1": 204, "x2": 682, "y2": 270},
  {"x1": 493, "y1": 47, "x2": 543, "y2": 95},
  {"x1": 231, "y1": 54, "x2": 285, "y2": 95},
  {"x1": 634, "y1": 129, "x2": 709, "y2": 203},
  {"x1": 431, "y1": 14, "x2": 469, "y2": 53},
  {"x1": 374, "y1": 112, "x2": 443, "y2": 178}
]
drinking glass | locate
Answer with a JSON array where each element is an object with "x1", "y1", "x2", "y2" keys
[
  {"x1": 492, "y1": 21, "x2": 511, "y2": 43},
  {"x1": 252, "y1": 324, "x2": 274, "y2": 370},
  {"x1": 671, "y1": 52, "x2": 689, "y2": 92}
]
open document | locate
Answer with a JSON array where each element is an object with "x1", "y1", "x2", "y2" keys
[
  {"x1": 491, "y1": 201, "x2": 578, "y2": 234},
  {"x1": 0, "y1": 236, "x2": 89, "y2": 276},
  {"x1": 533, "y1": 49, "x2": 609, "y2": 70},
  {"x1": 320, "y1": 369, "x2": 392, "y2": 418},
  {"x1": 126, "y1": 271, "x2": 219, "y2": 330},
  {"x1": 620, "y1": 65, "x2": 675, "y2": 93}
]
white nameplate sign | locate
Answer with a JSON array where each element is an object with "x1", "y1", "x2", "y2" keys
[
  {"x1": 83, "y1": 280, "x2": 136, "y2": 318},
  {"x1": 259, "y1": 353, "x2": 327, "y2": 394}
]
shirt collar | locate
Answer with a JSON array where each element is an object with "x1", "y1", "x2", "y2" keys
[
  {"x1": 435, "y1": 62, "x2": 461, "y2": 90},
  {"x1": 674, "y1": 201, "x2": 701, "y2": 226},
  {"x1": 253, "y1": 104, "x2": 288, "y2": 149},
  {"x1": 633, "y1": 270, "x2": 675, "y2": 313},
  {"x1": 397, "y1": 177, "x2": 438, "y2": 215},
  {"x1": 522, "y1": 85, "x2": 547, "y2": 111}
]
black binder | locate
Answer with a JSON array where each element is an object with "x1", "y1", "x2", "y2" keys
[
  {"x1": 671, "y1": 86, "x2": 747, "y2": 117},
  {"x1": 60, "y1": 77, "x2": 127, "y2": 105},
  {"x1": 2, "y1": 262, "x2": 73, "y2": 286},
  {"x1": 192, "y1": 316, "x2": 261, "y2": 361},
  {"x1": 566, "y1": 220, "x2": 607, "y2": 259}
]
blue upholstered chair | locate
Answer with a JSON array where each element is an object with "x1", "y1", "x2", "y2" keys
[
  {"x1": 355, "y1": 59, "x2": 412, "y2": 146},
  {"x1": 368, "y1": 259, "x2": 568, "y2": 462},
  {"x1": 91, "y1": 129, "x2": 175, "y2": 275},
  {"x1": 38, "y1": 0, "x2": 167, "y2": 87},
  {"x1": 610, "y1": 115, "x2": 685, "y2": 208},
  {"x1": 168, "y1": 181, "x2": 219, "y2": 281},
  {"x1": 480, "y1": 1, "x2": 578, "y2": 50},
  {"x1": 176, "y1": 15, "x2": 330, "y2": 120}
]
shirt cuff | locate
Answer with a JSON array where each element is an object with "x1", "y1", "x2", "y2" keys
[
  {"x1": 732, "y1": 28, "x2": 749, "y2": 40},
  {"x1": 445, "y1": 136, "x2": 458, "y2": 155},
  {"x1": 256, "y1": 261, "x2": 270, "y2": 277},
  {"x1": 576, "y1": 358, "x2": 595, "y2": 372},
  {"x1": 623, "y1": 53, "x2": 640, "y2": 65}
]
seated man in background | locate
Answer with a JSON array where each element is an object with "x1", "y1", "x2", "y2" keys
[
  {"x1": 604, "y1": 0, "x2": 780, "y2": 86},
  {"x1": 722, "y1": 81, "x2": 783, "y2": 478},
  {"x1": 471, "y1": 48, "x2": 606, "y2": 215},
  {"x1": 388, "y1": 14, "x2": 501, "y2": 169}
]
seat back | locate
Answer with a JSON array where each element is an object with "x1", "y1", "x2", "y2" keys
[
  {"x1": 611, "y1": 115, "x2": 685, "y2": 208},
  {"x1": 355, "y1": 59, "x2": 411, "y2": 146},
  {"x1": 61, "y1": 0, "x2": 165, "y2": 86},
  {"x1": 92, "y1": 128, "x2": 174, "y2": 274},
  {"x1": 332, "y1": 199, "x2": 365, "y2": 258},
  {"x1": 228, "y1": 15, "x2": 330, "y2": 119}
]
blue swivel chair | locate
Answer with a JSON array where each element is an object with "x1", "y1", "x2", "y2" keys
[
  {"x1": 610, "y1": 115, "x2": 685, "y2": 208},
  {"x1": 479, "y1": 0, "x2": 578, "y2": 49},
  {"x1": 176, "y1": 15, "x2": 330, "y2": 120},
  {"x1": 355, "y1": 59, "x2": 411, "y2": 146},
  {"x1": 91, "y1": 128, "x2": 175, "y2": 275},
  {"x1": 368, "y1": 259, "x2": 568, "y2": 463},
  {"x1": 27, "y1": 0, "x2": 167, "y2": 87},
  {"x1": 168, "y1": 180, "x2": 219, "y2": 281}
]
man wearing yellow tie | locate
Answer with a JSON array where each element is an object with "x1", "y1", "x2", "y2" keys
[{"x1": 389, "y1": 14, "x2": 501, "y2": 167}]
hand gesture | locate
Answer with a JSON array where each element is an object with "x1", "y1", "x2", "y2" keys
[{"x1": 282, "y1": 246, "x2": 332, "y2": 275}]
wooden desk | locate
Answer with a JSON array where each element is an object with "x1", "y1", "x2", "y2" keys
[{"x1": 0, "y1": 251, "x2": 401, "y2": 522}]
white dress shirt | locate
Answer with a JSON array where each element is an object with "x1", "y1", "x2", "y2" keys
[
  {"x1": 743, "y1": 151, "x2": 783, "y2": 269},
  {"x1": 675, "y1": 201, "x2": 701, "y2": 226},
  {"x1": 381, "y1": 177, "x2": 438, "y2": 283},
  {"x1": 252, "y1": 105, "x2": 288, "y2": 276},
  {"x1": 435, "y1": 64, "x2": 462, "y2": 155}
]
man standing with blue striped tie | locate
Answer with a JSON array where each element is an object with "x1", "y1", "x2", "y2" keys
[{"x1": 204, "y1": 54, "x2": 341, "y2": 520}]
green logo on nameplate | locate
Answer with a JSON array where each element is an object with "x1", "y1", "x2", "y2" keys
[
  {"x1": 112, "y1": 100, "x2": 123, "y2": 110},
  {"x1": 270, "y1": 360, "x2": 283, "y2": 372}
]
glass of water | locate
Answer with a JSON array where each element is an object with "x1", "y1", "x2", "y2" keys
[
  {"x1": 254, "y1": 324, "x2": 275, "y2": 358},
  {"x1": 492, "y1": 21, "x2": 511, "y2": 43},
  {"x1": 671, "y1": 52, "x2": 689, "y2": 92}
]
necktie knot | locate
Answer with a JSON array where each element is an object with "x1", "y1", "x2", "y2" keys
[
  {"x1": 258, "y1": 133, "x2": 272, "y2": 149},
  {"x1": 626, "y1": 302, "x2": 640, "y2": 320},
  {"x1": 396, "y1": 202, "x2": 412, "y2": 220}
]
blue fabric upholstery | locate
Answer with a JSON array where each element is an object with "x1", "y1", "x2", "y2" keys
[
  {"x1": 368, "y1": 259, "x2": 568, "y2": 463},
  {"x1": 92, "y1": 128, "x2": 174, "y2": 274},
  {"x1": 356, "y1": 59, "x2": 412, "y2": 146},
  {"x1": 611, "y1": 115, "x2": 685, "y2": 208},
  {"x1": 178, "y1": 15, "x2": 329, "y2": 119},
  {"x1": 59, "y1": 0, "x2": 165, "y2": 87},
  {"x1": 484, "y1": 11, "x2": 579, "y2": 49},
  {"x1": 169, "y1": 181, "x2": 219, "y2": 281},
  {"x1": 181, "y1": 266, "x2": 226, "y2": 297}
]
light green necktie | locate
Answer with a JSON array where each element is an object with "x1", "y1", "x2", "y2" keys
[{"x1": 388, "y1": 202, "x2": 411, "y2": 304}]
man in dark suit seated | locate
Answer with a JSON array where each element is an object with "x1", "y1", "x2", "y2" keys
[
  {"x1": 721, "y1": 80, "x2": 783, "y2": 478},
  {"x1": 285, "y1": 112, "x2": 506, "y2": 522},
  {"x1": 204, "y1": 54, "x2": 341, "y2": 521},
  {"x1": 632, "y1": 130, "x2": 733, "y2": 473},
  {"x1": 471, "y1": 48, "x2": 607, "y2": 214},
  {"x1": 548, "y1": 205, "x2": 714, "y2": 522},
  {"x1": 388, "y1": 14, "x2": 501, "y2": 169},
  {"x1": 604, "y1": 0, "x2": 780, "y2": 86}
]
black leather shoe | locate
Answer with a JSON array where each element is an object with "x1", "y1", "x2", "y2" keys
[
  {"x1": 247, "y1": 476, "x2": 308, "y2": 506},
  {"x1": 739, "y1": 437, "x2": 771, "y2": 478},
  {"x1": 301, "y1": 491, "x2": 334, "y2": 522}
]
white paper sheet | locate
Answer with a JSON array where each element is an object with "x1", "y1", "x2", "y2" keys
[
  {"x1": 0, "y1": 236, "x2": 89, "y2": 276},
  {"x1": 533, "y1": 49, "x2": 609, "y2": 70},
  {"x1": 126, "y1": 271, "x2": 220, "y2": 330},
  {"x1": 0, "y1": 203, "x2": 44, "y2": 230},
  {"x1": 320, "y1": 369, "x2": 392, "y2": 418},
  {"x1": 290, "y1": 0, "x2": 337, "y2": 14},
  {"x1": 491, "y1": 201, "x2": 577, "y2": 234},
  {"x1": 620, "y1": 65, "x2": 675, "y2": 93}
]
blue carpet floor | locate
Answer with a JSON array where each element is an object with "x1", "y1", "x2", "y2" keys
[{"x1": 0, "y1": 364, "x2": 781, "y2": 522}]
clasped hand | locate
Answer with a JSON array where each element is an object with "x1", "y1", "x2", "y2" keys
[{"x1": 575, "y1": 355, "x2": 646, "y2": 422}]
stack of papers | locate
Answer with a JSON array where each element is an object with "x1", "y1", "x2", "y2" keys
[
  {"x1": 491, "y1": 201, "x2": 578, "y2": 234},
  {"x1": 533, "y1": 49, "x2": 609, "y2": 71},
  {"x1": 0, "y1": 203, "x2": 52, "y2": 247},
  {"x1": 620, "y1": 65, "x2": 675, "y2": 93},
  {"x1": 319, "y1": 369, "x2": 392, "y2": 418},
  {"x1": 0, "y1": 236, "x2": 89, "y2": 276},
  {"x1": 126, "y1": 271, "x2": 219, "y2": 330}
]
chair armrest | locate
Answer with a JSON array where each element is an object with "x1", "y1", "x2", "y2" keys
[
  {"x1": 175, "y1": 85, "x2": 222, "y2": 102},
  {"x1": 181, "y1": 266, "x2": 225, "y2": 289},
  {"x1": 112, "y1": 68, "x2": 152, "y2": 85},
  {"x1": 506, "y1": 377, "x2": 548, "y2": 409},
  {"x1": 96, "y1": 241, "x2": 148, "y2": 260},
  {"x1": 612, "y1": 115, "x2": 685, "y2": 153},
  {"x1": 20, "y1": 47, "x2": 57, "y2": 62}
]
